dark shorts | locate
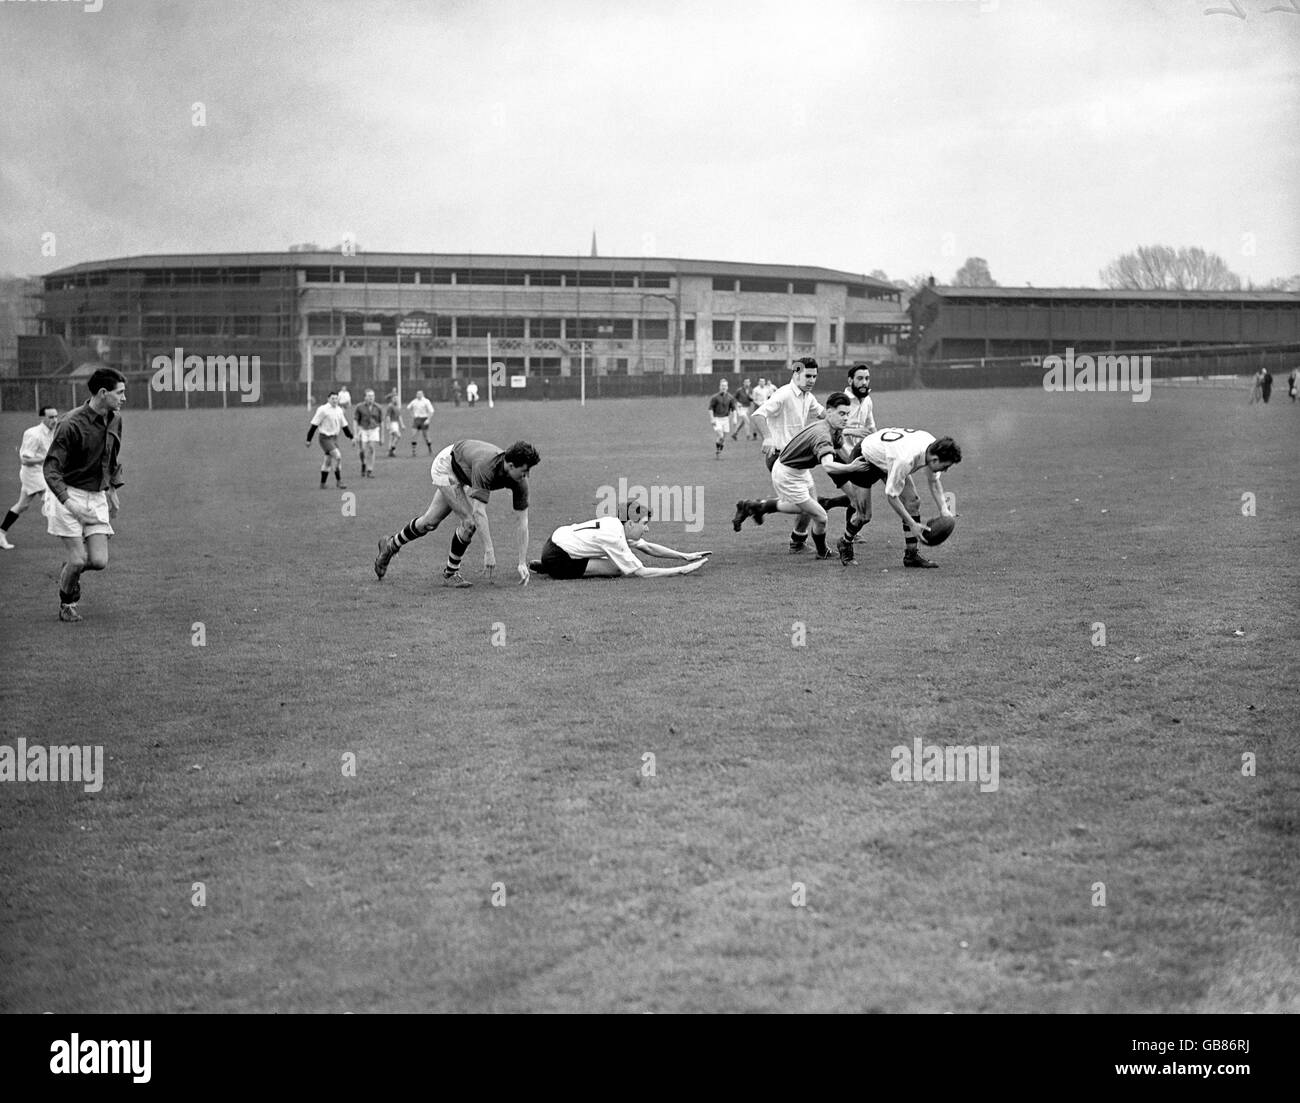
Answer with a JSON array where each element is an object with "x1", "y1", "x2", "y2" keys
[
  {"x1": 317, "y1": 434, "x2": 338, "y2": 454},
  {"x1": 541, "y1": 537, "x2": 589, "y2": 580},
  {"x1": 414, "y1": 417, "x2": 429, "y2": 430},
  {"x1": 829, "y1": 464, "x2": 886, "y2": 490}
]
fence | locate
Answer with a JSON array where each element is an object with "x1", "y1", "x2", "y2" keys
[{"x1": 2, "y1": 342, "x2": 1296, "y2": 411}]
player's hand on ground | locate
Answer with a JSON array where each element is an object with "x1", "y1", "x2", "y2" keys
[
  {"x1": 517, "y1": 563, "x2": 530, "y2": 586},
  {"x1": 685, "y1": 551, "x2": 712, "y2": 561}
]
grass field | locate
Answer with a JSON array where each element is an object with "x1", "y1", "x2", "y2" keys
[{"x1": 1, "y1": 385, "x2": 1297, "y2": 1014}]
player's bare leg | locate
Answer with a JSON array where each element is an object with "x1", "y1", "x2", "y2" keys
[
  {"x1": 836, "y1": 486, "x2": 872, "y2": 565},
  {"x1": 0, "y1": 488, "x2": 40, "y2": 549},
  {"x1": 899, "y1": 485, "x2": 936, "y2": 568},
  {"x1": 57, "y1": 533, "x2": 107, "y2": 620},
  {"x1": 747, "y1": 498, "x2": 833, "y2": 557}
]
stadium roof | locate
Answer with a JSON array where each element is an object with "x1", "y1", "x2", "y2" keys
[
  {"x1": 45, "y1": 253, "x2": 899, "y2": 291},
  {"x1": 930, "y1": 286, "x2": 1299, "y2": 303}
]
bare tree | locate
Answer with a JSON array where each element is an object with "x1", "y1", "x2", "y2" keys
[
  {"x1": 1100, "y1": 245, "x2": 1243, "y2": 291},
  {"x1": 952, "y1": 257, "x2": 997, "y2": 287}
]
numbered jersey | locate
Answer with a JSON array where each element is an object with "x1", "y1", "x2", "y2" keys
[
  {"x1": 857, "y1": 428, "x2": 936, "y2": 496},
  {"x1": 550, "y1": 516, "x2": 641, "y2": 575}
]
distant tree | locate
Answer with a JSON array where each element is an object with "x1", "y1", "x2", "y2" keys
[
  {"x1": 893, "y1": 273, "x2": 933, "y2": 294},
  {"x1": 868, "y1": 268, "x2": 890, "y2": 282},
  {"x1": 1260, "y1": 273, "x2": 1300, "y2": 292},
  {"x1": 952, "y1": 257, "x2": 998, "y2": 287},
  {"x1": 1100, "y1": 245, "x2": 1242, "y2": 291}
]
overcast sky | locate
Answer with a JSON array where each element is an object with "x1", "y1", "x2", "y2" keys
[{"x1": 1, "y1": 0, "x2": 1296, "y2": 287}]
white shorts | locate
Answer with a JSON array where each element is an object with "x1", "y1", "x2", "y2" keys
[
  {"x1": 712, "y1": 417, "x2": 730, "y2": 434},
  {"x1": 388, "y1": 421, "x2": 401, "y2": 435},
  {"x1": 20, "y1": 465, "x2": 47, "y2": 495},
  {"x1": 771, "y1": 460, "x2": 815, "y2": 506},
  {"x1": 429, "y1": 446, "x2": 458, "y2": 488},
  {"x1": 358, "y1": 428, "x2": 381, "y2": 444},
  {"x1": 44, "y1": 487, "x2": 114, "y2": 539}
]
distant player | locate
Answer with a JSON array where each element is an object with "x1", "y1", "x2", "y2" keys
[
  {"x1": 352, "y1": 388, "x2": 384, "y2": 478},
  {"x1": 0, "y1": 406, "x2": 58, "y2": 550},
  {"x1": 707, "y1": 379, "x2": 738, "y2": 459},
  {"x1": 750, "y1": 357, "x2": 825, "y2": 551},
  {"x1": 840, "y1": 427, "x2": 962, "y2": 569},
  {"x1": 407, "y1": 390, "x2": 435, "y2": 455},
  {"x1": 336, "y1": 385, "x2": 352, "y2": 413},
  {"x1": 374, "y1": 439, "x2": 540, "y2": 588},
  {"x1": 731, "y1": 378, "x2": 757, "y2": 440},
  {"x1": 465, "y1": 381, "x2": 479, "y2": 407},
  {"x1": 732, "y1": 392, "x2": 868, "y2": 559},
  {"x1": 1289, "y1": 367, "x2": 1298, "y2": 402},
  {"x1": 530, "y1": 500, "x2": 710, "y2": 579},
  {"x1": 384, "y1": 390, "x2": 404, "y2": 456},
  {"x1": 306, "y1": 391, "x2": 354, "y2": 489}
]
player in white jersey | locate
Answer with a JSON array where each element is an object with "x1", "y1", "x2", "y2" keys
[
  {"x1": 530, "y1": 500, "x2": 710, "y2": 579},
  {"x1": 843, "y1": 427, "x2": 962, "y2": 568},
  {"x1": 0, "y1": 406, "x2": 59, "y2": 549},
  {"x1": 336, "y1": 385, "x2": 352, "y2": 412},
  {"x1": 750, "y1": 357, "x2": 826, "y2": 551},
  {"x1": 306, "y1": 391, "x2": 355, "y2": 489},
  {"x1": 407, "y1": 391, "x2": 435, "y2": 455}
]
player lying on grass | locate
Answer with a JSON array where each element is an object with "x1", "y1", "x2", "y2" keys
[
  {"x1": 833, "y1": 428, "x2": 962, "y2": 569},
  {"x1": 374, "y1": 439, "x2": 540, "y2": 587},
  {"x1": 731, "y1": 392, "x2": 870, "y2": 558},
  {"x1": 529, "y1": 500, "x2": 710, "y2": 579}
]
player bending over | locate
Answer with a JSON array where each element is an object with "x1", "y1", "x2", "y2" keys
[
  {"x1": 731, "y1": 392, "x2": 869, "y2": 558},
  {"x1": 530, "y1": 500, "x2": 710, "y2": 579},
  {"x1": 374, "y1": 439, "x2": 539, "y2": 587},
  {"x1": 837, "y1": 428, "x2": 961, "y2": 569}
]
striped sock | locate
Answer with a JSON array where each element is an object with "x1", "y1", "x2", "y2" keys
[
  {"x1": 394, "y1": 518, "x2": 426, "y2": 547},
  {"x1": 446, "y1": 532, "x2": 471, "y2": 574}
]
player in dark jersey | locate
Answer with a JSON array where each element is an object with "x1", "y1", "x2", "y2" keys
[
  {"x1": 707, "y1": 379, "x2": 739, "y2": 459},
  {"x1": 730, "y1": 392, "x2": 868, "y2": 558},
  {"x1": 374, "y1": 439, "x2": 540, "y2": 587},
  {"x1": 352, "y1": 389, "x2": 384, "y2": 478}
]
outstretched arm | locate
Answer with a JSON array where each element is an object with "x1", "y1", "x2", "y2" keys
[
  {"x1": 516, "y1": 509, "x2": 530, "y2": 585},
  {"x1": 632, "y1": 538, "x2": 711, "y2": 562},
  {"x1": 631, "y1": 559, "x2": 707, "y2": 578}
]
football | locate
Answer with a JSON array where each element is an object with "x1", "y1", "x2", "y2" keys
[{"x1": 921, "y1": 515, "x2": 956, "y2": 546}]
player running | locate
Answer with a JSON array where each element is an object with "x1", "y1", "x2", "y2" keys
[
  {"x1": 0, "y1": 406, "x2": 58, "y2": 550},
  {"x1": 352, "y1": 389, "x2": 384, "y2": 478},
  {"x1": 407, "y1": 390, "x2": 435, "y2": 455},
  {"x1": 306, "y1": 392, "x2": 354, "y2": 489},
  {"x1": 384, "y1": 390, "x2": 404, "y2": 456},
  {"x1": 707, "y1": 379, "x2": 739, "y2": 459},
  {"x1": 750, "y1": 357, "x2": 825, "y2": 551},
  {"x1": 836, "y1": 427, "x2": 962, "y2": 569},
  {"x1": 731, "y1": 392, "x2": 869, "y2": 558},
  {"x1": 814, "y1": 363, "x2": 879, "y2": 545},
  {"x1": 529, "y1": 500, "x2": 710, "y2": 579},
  {"x1": 374, "y1": 439, "x2": 540, "y2": 588}
]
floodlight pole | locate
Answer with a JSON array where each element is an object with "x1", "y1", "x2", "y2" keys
[
  {"x1": 487, "y1": 332, "x2": 494, "y2": 408},
  {"x1": 580, "y1": 341, "x2": 586, "y2": 406}
]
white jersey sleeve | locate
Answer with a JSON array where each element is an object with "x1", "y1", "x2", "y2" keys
[
  {"x1": 551, "y1": 516, "x2": 643, "y2": 575},
  {"x1": 859, "y1": 429, "x2": 935, "y2": 496}
]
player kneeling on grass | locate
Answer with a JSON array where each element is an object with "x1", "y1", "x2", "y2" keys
[
  {"x1": 731, "y1": 392, "x2": 870, "y2": 558},
  {"x1": 530, "y1": 500, "x2": 710, "y2": 579},
  {"x1": 837, "y1": 428, "x2": 961, "y2": 569},
  {"x1": 374, "y1": 439, "x2": 539, "y2": 588}
]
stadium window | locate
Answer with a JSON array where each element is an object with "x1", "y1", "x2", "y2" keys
[
  {"x1": 341, "y1": 268, "x2": 369, "y2": 284},
  {"x1": 528, "y1": 270, "x2": 565, "y2": 286},
  {"x1": 307, "y1": 314, "x2": 334, "y2": 337},
  {"x1": 712, "y1": 320, "x2": 734, "y2": 341},
  {"x1": 640, "y1": 319, "x2": 669, "y2": 340},
  {"x1": 739, "y1": 321, "x2": 784, "y2": 343},
  {"x1": 233, "y1": 315, "x2": 260, "y2": 336},
  {"x1": 830, "y1": 323, "x2": 838, "y2": 344},
  {"x1": 344, "y1": 314, "x2": 366, "y2": 336},
  {"x1": 431, "y1": 268, "x2": 455, "y2": 285},
  {"x1": 712, "y1": 276, "x2": 737, "y2": 292},
  {"x1": 531, "y1": 318, "x2": 563, "y2": 338},
  {"x1": 846, "y1": 285, "x2": 867, "y2": 298},
  {"x1": 532, "y1": 358, "x2": 562, "y2": 376},
  {"x1": 791, "y1": 280, "x2": 816, "y2": 295},
  {"x1": 738, "y1": 277, "x2": 790, "y2": 294},
  {"x1": 304, "y1": 268, "x2": 334, "y2": 283},
  {"x1": 640, "y1": 274, "x2": 671, "y2": 289},
  {"x1": 684, "y1": 319, "x2": 696, "y2": 341},
  {"x1": 844, "y1": 323, "x2": 868, "y2": 344},
  {"x1": 792, "y1": 322, "x2": 815, "y2": 343}
]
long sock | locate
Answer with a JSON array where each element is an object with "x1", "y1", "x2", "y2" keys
[
  {"x1": 1, "y1": 510, "x2": 16, "y2": 532},
  {"x1": 319, "y1": 470, "x2": 328, "y2": 487},
  {"x1": 754, "y1": 498, "x2": 778, "y2": 515},
  {"x1": 335, "y1": 468, "x2": 344, "y2": 484},
  {"x1": 846, "y1": 512, "x2": 868, "y2": 539},
  {"x1": 446, "y1": 532, "x2": 470, "y2": 574},
  {"x1": 905, "y1": 511, "x2": 920, "y2": 550},
  {"x1": 818, "y1": 494, "x2": 850, "y2": 513},
  {"x1": 393, "y1": 517, "x2": 429, "y2": 548},
  {"x1": 812, "y1": 531, "x2": 828, "y2": 555}
]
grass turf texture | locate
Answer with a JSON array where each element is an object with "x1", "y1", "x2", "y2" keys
[{"x1": 0, "y1": 387, "x2": 1297, "y2": 1013}]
